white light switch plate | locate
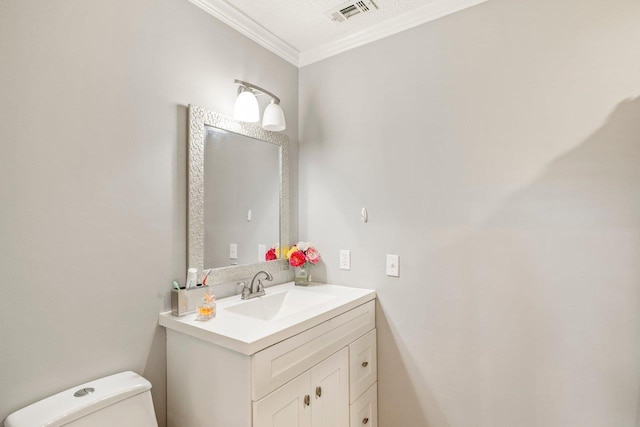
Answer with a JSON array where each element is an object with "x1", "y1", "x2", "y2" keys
[
  {"x1": 386, "y1": 254, "x2": 399, "y2": 277},
  {"x1": 258, "y1": 244, "x2": 266, "y2": 261},
  {"x1": 340, "y1": 250, "x2": 351, "y2": 270}
]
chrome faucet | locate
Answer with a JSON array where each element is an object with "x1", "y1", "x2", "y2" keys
[{"x1": 240, "y1": 271, "x2": 273, "y2": 300}]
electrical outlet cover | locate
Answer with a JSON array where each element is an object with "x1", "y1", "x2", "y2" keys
[
  {"x1": 340, "y1": 249, "x2": 351, "y2": 270},
  {"x1": 230, "y1": 243, "x2": 238, "y2": 259}
]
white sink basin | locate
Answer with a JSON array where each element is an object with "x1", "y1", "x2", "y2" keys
[
  {"x1": 224, "y1": 288, "x2": 337, "y2": 322},
  {"x1": 159, "y1": 282, "x2": 376, "y2": 355}
]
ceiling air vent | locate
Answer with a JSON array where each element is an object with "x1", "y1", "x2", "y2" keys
[{"x1": 327, "y1": 0, "x2": 378, "y2": 23}]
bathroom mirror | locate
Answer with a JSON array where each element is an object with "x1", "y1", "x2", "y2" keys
[
  {"x1": 204, "y1": 126, "x2": 280, "y2": 268},
  {"x1": 188, "y1": 105, "x2": 289, "y2": 284}
]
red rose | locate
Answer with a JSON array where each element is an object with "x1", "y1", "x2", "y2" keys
[
  {"x1": 265, "y1": 248, "x2": 277, "y2": 261},
  {"x1": 289, "y1": 250, "x2": 307, "y2": 267}
]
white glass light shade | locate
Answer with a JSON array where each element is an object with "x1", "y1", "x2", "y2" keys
[
  {"x1": 262, "y1": 101, "x2": 286, "y2": 131},
  {"x1": 233, "y1": 90, "x2": 259, "y2": 123}
]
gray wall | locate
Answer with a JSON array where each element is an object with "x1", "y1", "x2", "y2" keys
[
  {"x1": 299, "y1": 0, "x2": 640, "y2": 425},
  {"x1": 0, "y1": 0, "x2": 298, "y2": 424}
]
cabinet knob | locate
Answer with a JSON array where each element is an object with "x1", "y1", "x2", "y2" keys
[
  {"x1": 316, "y1": 386, "x2": 322, "y2": 398},
  {"x1": 304, "y1": 395, "x2": 310, "y2": 406},
  {"x1": 362, "y1": 361, "x2": 369, "y2": 367},
  {"x1": 363, "y1": 417, "x2": 369, "y2": 424}
]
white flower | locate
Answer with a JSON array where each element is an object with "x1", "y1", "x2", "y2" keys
[{"x1": 297, "y1": 241, "x2": 310, "y2": 251}]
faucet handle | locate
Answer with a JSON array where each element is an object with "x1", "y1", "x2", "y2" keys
[{"x1": 237, "y1": 281, "x2": 250, "y2": 298}]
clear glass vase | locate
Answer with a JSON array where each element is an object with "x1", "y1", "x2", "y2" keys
[{"x1": 294, "y1": 264, "x2": 311, "y2": 286}]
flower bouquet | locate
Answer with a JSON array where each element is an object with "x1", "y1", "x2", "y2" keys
[{"x1": 286, "y1": 242, "x2": 321, "y2": 286}]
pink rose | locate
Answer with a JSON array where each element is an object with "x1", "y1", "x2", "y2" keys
[
  {"x1": 306, "y1": 247, "x2": 321, "y2": 264},
  {"x1": 265, "y1": 248, "x2": 277, "y2": 261},
  {"x1": 289, "y1": 250, "x2": 307, "y2": 267}
]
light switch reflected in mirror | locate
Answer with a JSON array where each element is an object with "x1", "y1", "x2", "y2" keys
[{"x1": 204, "y1": 126, "x2": 280, "y2": 268}]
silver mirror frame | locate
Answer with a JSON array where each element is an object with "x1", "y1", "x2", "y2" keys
[{"x1": 188, "y1": 104, "x2": 289, "y2": 284}]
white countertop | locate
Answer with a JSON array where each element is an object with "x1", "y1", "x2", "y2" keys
[{"x1": 159, "y1": 282, "x2": 376, "y2": 355}]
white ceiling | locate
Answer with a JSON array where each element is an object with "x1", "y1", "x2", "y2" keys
[
  {"x1": 190, "y1": 0, "x2": 488, "y2": 67},
  {"x1": 228, "y1": 0, "x2": 430, "y2": 51}
]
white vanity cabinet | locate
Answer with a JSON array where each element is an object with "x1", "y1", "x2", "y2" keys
[
  {"x1": 162, "y1": 287, "x2": 378, "y2": 427},
  {"x1": 253, "y1": 348, "x2": 349, "y2": 427}
]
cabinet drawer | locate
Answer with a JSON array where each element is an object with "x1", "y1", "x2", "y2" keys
[
  {"x1": 350, "y1": 383, "x2": 377, "y2": 427},
  {"x1": 252, "y1": 301, "x2": 376, "y2": 401},
  {"x1": 349, "y1": 329, "x2": 377, "y2": 403}
]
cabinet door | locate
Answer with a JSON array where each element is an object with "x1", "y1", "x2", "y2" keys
[
  {"x1": 311, "y1": 348, "x2": 349, "y2": 427},
  {"x1": 253, "y1": 371, "x2": 312, "y2": 427}
]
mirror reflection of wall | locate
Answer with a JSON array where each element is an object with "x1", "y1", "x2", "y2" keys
[{"x1": 203, "y1": 126, "x2": 280, "y2": 268}]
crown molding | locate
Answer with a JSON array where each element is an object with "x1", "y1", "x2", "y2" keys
[
  {"x1": 299, "y1": 0, "x2": 489, "y2": 67},
  {"x1": 190, "y1": 0, "x2": 489, "y2": 69},
  {"x1": 189, "y1": 0, "x2": 299, "y2": 66}
]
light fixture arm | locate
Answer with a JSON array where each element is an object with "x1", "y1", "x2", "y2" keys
[{"x1": 234, "y1": 79, "x2": 281, "y2": 105}]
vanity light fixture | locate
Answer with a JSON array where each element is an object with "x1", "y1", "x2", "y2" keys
[
  {"x1": 233, "y1": 79, "x2": 286, "y2": 131},
  {"x1": 233, "y1": 87, "x2": 260, "y2": 123}
]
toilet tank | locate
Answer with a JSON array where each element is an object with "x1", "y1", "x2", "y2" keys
[{"x1": 4, "y1": 371, "x2": 158, "y2": 427}]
